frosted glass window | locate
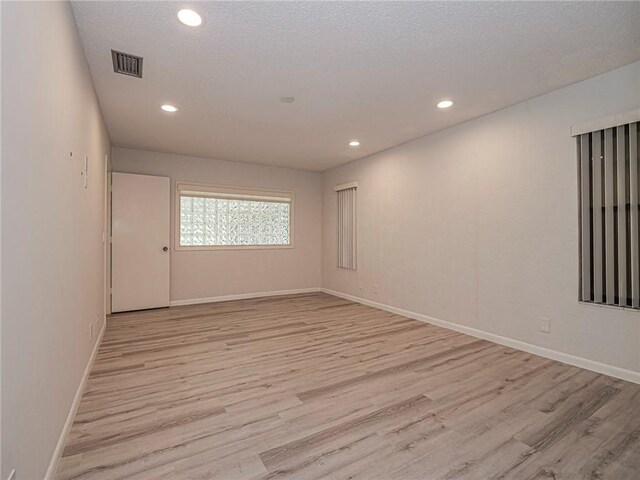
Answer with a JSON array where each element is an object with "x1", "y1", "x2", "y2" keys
[{"x1": 177, "y1": 184, "x2": 292, "y2": 248}]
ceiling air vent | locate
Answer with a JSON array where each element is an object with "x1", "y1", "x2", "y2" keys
[{"x1": 111, "y1": 50, "x2": 143, "y2": 78}]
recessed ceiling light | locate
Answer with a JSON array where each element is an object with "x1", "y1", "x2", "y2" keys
[
  {"x1": 161, "y1": 104, "x2": 179, "y2": 112},
  {"x1": 437, "y1": 100, "x2": 453, "y2": 109},
  {"x1": 349, "y1": 140, "x2": 360, "y2": 147},
  {"x1": 178, "y1": 9, "x2": 202, "y2": 27}
]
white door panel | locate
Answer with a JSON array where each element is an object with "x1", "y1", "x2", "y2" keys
[{"x1": 112, "y1": 173, "x2": 170, "y2": 312}]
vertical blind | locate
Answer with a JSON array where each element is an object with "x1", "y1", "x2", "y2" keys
[
  {"x1": 336, "y1": 182, "x2": 357, "y2": 270},
  {"x1": 577, "y1": 121, "x2": 640, "y2": 309}
]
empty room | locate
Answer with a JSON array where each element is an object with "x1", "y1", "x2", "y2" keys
[{"x1": 2, "y1": 1, "x2": 640, "y2": 479}]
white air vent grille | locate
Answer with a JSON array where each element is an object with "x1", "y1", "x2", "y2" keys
[{"x1": 111, "y1": 50, "x2": 143, "y2": 78}]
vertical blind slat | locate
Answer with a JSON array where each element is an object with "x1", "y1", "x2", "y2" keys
[
  {"x1": 348, "y1": 189, "x2": 353, "y2": 269},
  {"x1": 337, "y1": 192, "x2": 342, "y2": 267},
  {"x1": 580, "y1": 134, "x2": 592, "y2": 302},
  {"x1": 592, "y1": 132, "x2": 604, "y2": 303},
  {"x1": 630, "y1": 123, "x2": 639, "y2": 308},
  {"x1": 341, "y1": 192, "x2": 345, "y2": 267},
  {"x1": 344, "y1": 191, "x2": 347, "y2": 267},
  {"x1": 345, "y1": 189, "x2": 350, "y2": 268},
  {"x1": 348, "y1": 189, "x2": 352, "y2": 268},
  {"x1": 349, "y1": 189, "x2": 354, "y2": 269},
  {"x1": 350, "y1": 189, "x2": 354, "y2": 269},
  {"x1": 352, "y1": 188, "x2": 357, "y2": 269},
  {"x1": 604, "y1": 128, "x2": 616, "y2": 304},
  {"x1": 616, "y1": 125, "x2": 628, "y2": 306}
]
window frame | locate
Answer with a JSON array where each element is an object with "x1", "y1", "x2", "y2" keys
[
  {"x1": 575, "y1": 119, "x2": 640, "y2": 310},
  {"x1": 335, "y1": 181, "x2": 357, "y2": 270},
  {"x1": 174, "y1": 181, "x2": 295, "y2": 251}
]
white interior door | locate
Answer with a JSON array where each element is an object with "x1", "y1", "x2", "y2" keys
[{"x1": 111, "y1": 173, "x2": 170, "y2": 312}]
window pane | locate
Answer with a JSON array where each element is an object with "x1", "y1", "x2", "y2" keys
[{"x1": 179, "y1": 195, "x2": 290, "y2": 247}]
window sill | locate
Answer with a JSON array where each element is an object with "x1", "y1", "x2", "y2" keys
[
  {"x1": 577, "y1": 300, "x2": 640, "y2": 313},
  {"x1": 175, "y1": 244, "x2": 294, "y2": 252}
]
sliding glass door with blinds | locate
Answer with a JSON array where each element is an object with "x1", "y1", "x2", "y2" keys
[
  {"x1": 577, "y1": 120, "x2": 640, "y2": 309},
  {"x1": 336, "y1": 182, "x2": 357, "y2": 270}
]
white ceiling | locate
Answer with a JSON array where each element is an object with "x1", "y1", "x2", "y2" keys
[{"x1": 71, "y1": 1, "x2": 640, "y2": 172}]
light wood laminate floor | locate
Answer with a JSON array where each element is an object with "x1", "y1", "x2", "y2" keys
[{"x1": 56, "y1": 293, "x2": 640, "y2": 480}]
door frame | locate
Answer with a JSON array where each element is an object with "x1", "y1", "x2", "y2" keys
[
  {"x1": 109, "y1": 172, "x2": 171, "y2": 312},
  {"x1": 104, "y1": 156, "x2": 110, "y2": 315}
]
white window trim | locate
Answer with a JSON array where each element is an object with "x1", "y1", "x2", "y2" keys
[
  {"x1": 571, "y1": 108, "x2": 640, "y2": 137},
  {"x1": 174, "y1": 181, "x2": 295, "y2": 251},
  {"x1": 334, "y1": 181, "x2": 358, "y2": 192}
]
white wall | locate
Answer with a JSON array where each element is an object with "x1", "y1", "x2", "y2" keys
[
  {"x1": 0, "y1": 6, "x2": 636, "y2": 478},
  {"x1": 111, "y1": 148, "x2": 322, "y2": 303},
  {"x1": 0, "y1": 1, "x2": 4, "y2": 476},
  {"x1": 322, "y1": 61, "x2": 640, "y2": 376},
  {"x1": 1, "y1": 2, "x2": 110, "y2": 478}
]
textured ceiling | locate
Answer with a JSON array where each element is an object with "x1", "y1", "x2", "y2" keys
[{"x1": 71, "y1": 1, "x2": 640, "y2": 171}]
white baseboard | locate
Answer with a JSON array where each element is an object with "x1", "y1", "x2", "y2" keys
[
  {"x1": 169, "y1": 288, "x2": 322, "y2": 307},
  {"x1": 44, "y1": 318, "x2": 106, "y2": 480},
  {"x1": 321, "y1": 288, "x2": 640, "y2": 385}
]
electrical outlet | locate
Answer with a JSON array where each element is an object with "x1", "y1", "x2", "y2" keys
[{"x1": 540, "y1": 317, "x2": 551, "y2": 334}]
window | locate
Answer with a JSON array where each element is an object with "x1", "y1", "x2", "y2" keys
[
  {"x1": 176, "y1": 183, "x2": 293, "y2": 249},
  {"x1": 576, "y1": 121, "x2": 639, "y2": 309},
  {"x1": 336, "y1": 182, "x2": 357, "y2": 269}
]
